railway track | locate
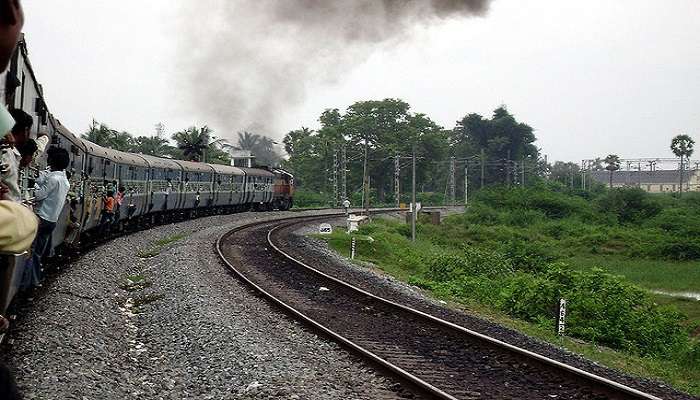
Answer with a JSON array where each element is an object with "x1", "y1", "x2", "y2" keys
[{"x1": 216, "y1": 214, "x2": 664, "y2": 400}]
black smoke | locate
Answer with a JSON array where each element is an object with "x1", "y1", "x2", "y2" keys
[{"x1": 171, "y1": 0, "x2": 492, "y2": 139}]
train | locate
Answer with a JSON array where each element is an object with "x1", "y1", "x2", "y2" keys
[{"x1": 0, "y1": 36, "x2": 294, "y2": 314}]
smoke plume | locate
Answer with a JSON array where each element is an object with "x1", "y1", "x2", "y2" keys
[{"x1": 172, "y1": 0, "x2": 492, "y2": 139}]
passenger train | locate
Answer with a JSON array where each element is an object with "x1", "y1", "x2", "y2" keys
[{"x1": 0, "y1": 37, "x2": 294, "y2": 314}]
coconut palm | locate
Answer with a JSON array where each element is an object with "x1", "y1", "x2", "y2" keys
[
  {"x1": 109, "y1": 131, "x2": 134, "y2": 152},
  {"x1": 604, "y1": 154, "x2": 621, "y2": 188},
  {"x1": 236, "y1": 131, "x2": 260, "y2": 152},
  {"x1": 670, "y1": 134, "x2": 695, "y2": 196},
  {"x1": 133, "y1": 136, "x2": 170, "y2": 157},
  {"x1": 82, "y1": 119, "x2": 113, "y2": 147},
  {"x1": 172, "y1": 126, "x2": 212, "y2": 161}
]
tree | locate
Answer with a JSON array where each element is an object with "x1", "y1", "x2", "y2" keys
[
  {"x1": 604, "y1": 154, "x2": 621, "y2": 188},
  {"x1": 452, "y1": 106, "x2": 539, "y2": 186},
  {"x1": 234, "y1": 131, "x2": 281, "y2": 167},
  {"x1": 172, "y1": 126, "x2": 212, "y2": 161},
  {"x1": 132, "y1": 136, "x2": 171, "y2": 157},
  {"x1": 82, "y1": 119, "x2": 114, "y2": 147},
  {"x1": 550, "y1": 161, "x2": 581, "y2": 188},
  {"x1": 670, "y1": 134, "x2": 695, "y2": 196},
  {"x1": 109, "y1": 131, "x2": 134, "y2": 152}
]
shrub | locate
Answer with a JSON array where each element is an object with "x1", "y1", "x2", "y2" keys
[
  {"x1": 595, "y1": 188, "x2": 662, "y2": 224},
  {"x1": 647, "y1": 238, "x2": 700, "y2": 261},
  {"x1": 425, "y1": 248, "x2": 513, "y2": 282},
  {"x1": 546, "y1": 267, "x2": 688, "y2": 355}
]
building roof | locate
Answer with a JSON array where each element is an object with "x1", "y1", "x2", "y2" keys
[{"x1": 589, "y1": 170, "x2": 694, "y2": 185}]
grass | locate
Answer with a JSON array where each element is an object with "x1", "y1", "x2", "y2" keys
[
  {"x1": 137, "y1": 233, "x2": 187, "y2": 258},
  {"x1": 568, "y1": 255, "x2": 700, "y2": 292}
]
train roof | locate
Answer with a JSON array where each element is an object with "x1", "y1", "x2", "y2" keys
[
  {"x1": 209, "y1": 164, "x2": 245, "y2": 176},
  {"x1": 138, "y1": 154, "x2": 182, "y2": 170},
  {"x1": 51, "y1": 118, "x2": 86, "y2": 150},
  {"x1": 239, "y1": 167, "x2": 275, "y2": 177},
  {"x1": 172, "y1": 159, "x2": 216, "y2": 173},
  {"x1": 82, "y1": 139, "x2": 149, "y2": 167}
]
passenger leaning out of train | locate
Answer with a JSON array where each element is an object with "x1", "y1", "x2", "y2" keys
[
  {"x1": 23, "y1": 146, "x2": 70, "y2": 288},
  {"x1": 101, "y1": 189, "x2": 116, "y2": 225},
  {"x1": 0, "y1": 110, "x2": 27, "y2": 202}
]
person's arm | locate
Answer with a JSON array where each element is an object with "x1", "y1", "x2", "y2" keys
[
  {"x1": 34, "y1": 135, "x2": 49, "y2": 155},
  {"x1": 34, "y1": 174, "x2": 57, "y2": 202}
]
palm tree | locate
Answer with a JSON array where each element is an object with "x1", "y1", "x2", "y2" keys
[
  {"x1": 133, "y1": 136, "x2": 170, "y2": 157},
  {"x1": 172, "y1": 126, "x2": 212, "y2": 161},
  {"x1": 670, "y1": 134, "x2": 695, "y2": 196},
  {"x1": 604, "y1": 154, "x2": 621, "y2": 188},
  {"x1": 236, "y1": 131, "x2": 260, "y2": 152},
  {"x1": 109, "y1": 131, "x2": 134, "y2": 152},
  {"x1": 82, "y1": 119, "x2": 112, "y2": 147}
]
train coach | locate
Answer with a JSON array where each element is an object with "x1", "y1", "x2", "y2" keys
[{"x1": 0, "y1": 37, "x2": 294, "y2": 316}]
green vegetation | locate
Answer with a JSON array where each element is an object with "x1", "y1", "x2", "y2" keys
[
  {"x1": 320, "y1": 184, "x2": 700, "y2": 395},
  {"x1": 137, "y1": 233, "x2": 187, "y2": 258}
]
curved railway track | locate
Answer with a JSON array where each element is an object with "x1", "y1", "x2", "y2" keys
[{"x1": 216, "y1": 214, "x2": 666, "y2": 400}]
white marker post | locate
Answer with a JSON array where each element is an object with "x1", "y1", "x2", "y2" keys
[
  {"x1": 351, "y1": 237, "x2": 356, "y2": 259},
  {"x1": 557, "y1": 298, "x2": 567, "y2": 336}
]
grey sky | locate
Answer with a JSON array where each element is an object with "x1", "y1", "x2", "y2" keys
[{"x1": 21, "y1": 0, "x2": 700, "y2": 162}]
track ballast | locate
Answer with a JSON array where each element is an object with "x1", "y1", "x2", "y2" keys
[{"x1": 217, "y1": 215, "x2": 664, "y2": 400}]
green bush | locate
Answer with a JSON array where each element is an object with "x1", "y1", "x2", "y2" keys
[
  {"x1": 293, "y1": 189, "x2": 331, "y2": 208},
  {"x1": 426, "y1": 248, "x2": 513, "y2": 282},
  {"x1": 595, "y1": 188, "x2": 662, "y2": 224},
  {"x1": 648, "y1": 238, "x2": 700, "y2": 261}
]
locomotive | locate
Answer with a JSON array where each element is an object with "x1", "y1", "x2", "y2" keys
[{"x1": 0, "y1": 37, "x2": 294, "y2": 314}]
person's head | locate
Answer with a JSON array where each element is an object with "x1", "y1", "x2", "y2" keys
[
  {"x1": 107, "y1": 190, "x2": 114, "y2": 197},
  {"x1": 46, "y1": 146, "x2": 69, "y2": 171},
  {"x1": 17, "y1": 137, "x2": 36, "y2": 167},
  {"x1": 118, "y1": 185, "x2": 125, "y2": 193},
  {"x1": 0, "y1": 0, "x2": 23, "y2": 72},
  {"x1": 9, "y1": 108, "x2": 31, "y2": 146}
]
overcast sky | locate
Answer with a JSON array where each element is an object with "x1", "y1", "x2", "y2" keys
[{"x1": 20, "y1": 0, "x2": 700, "y2": 162}]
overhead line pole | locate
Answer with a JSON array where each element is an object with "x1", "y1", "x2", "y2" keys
[{"x1": 411, "y1": 143, "x2": 417, "y2": 242}]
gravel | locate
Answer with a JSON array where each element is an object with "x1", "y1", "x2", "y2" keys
[{"x1": 1, "y1": 210, "x2": 411, "y2": 400}]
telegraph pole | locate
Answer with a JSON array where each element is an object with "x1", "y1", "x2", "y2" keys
[
  {"x1": 394, "y1": 153, "x2": 400, "y2": 207},
  {"x1": 464, "y1": 164, "x2": 468, "y2": 206},
  {"x1": 341, "y1": 143, "x2": 347, "y2": 202},
  {"x1": 480, "y1": 148, "x2": 485, "y2": 189},
  {"x1": 332, "y1": 146, "x2": 339, "y2": 207},
  {"x1": 411, "y1": 143, "x2": 417, "y2": 242},
  {"x1": 363, "y1": 137, "x2": 369, "y2": 216},
  {"x1": 448, "y1": 156, "x2": 456, "y2": 206},
  {"x1": 506, "y1": 149, "x2": 511, "y2": 187}
]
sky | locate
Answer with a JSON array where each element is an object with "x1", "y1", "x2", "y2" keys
[{"x1": 19, "y1": 0, "x2": 700, "y2": 163}]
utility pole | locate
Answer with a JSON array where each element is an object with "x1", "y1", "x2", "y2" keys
[
  {"x1": 570, "y1": 164, "x2": 574, "y2": 189},
  {"x1": 341, "y1": 143, "x2": 347, "y2": 202},
  {"x1": 363, "y1": 137, "x2": 369, "y2": 216},
  {"x1": 394, "y1": 152, "x2": 400, "y2": 207},
  {"x1": 480, "y1": 148, "x2": 485, "y2": 189},
  {"x1": 411, "y1": 143, "x2": 416, "y2": 242},
  {"x1": 449, "y1": 156, "x2": 456, "y2": 206},
  {"x1": 464, "y1": 163, "x2": 468, "y2": 206},
  {"x1": 332, "y1": 146, "x2": 339, "y2": 207},
  {"x1": 521, "y1": 159, "x2": 525, "y2": 186},
  {"x1": 506, "y1": 149, "x2": 511, "y2": 187}
]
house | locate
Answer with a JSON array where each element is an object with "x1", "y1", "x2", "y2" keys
[{"x1": 589, "y1": 170, "x2": 700, "y2": 193}]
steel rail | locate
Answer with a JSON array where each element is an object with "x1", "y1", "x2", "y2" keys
[
  {"x1": 216, "y1": 213, "x2": 457, "y2": 399},
  {"x1": 264, "y1": 220, "x2": 663, "y2": 400}
]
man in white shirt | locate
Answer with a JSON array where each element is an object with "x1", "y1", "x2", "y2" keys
[{"x1": 24, "y1": 146, "x2": 69, "y2": 287}]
